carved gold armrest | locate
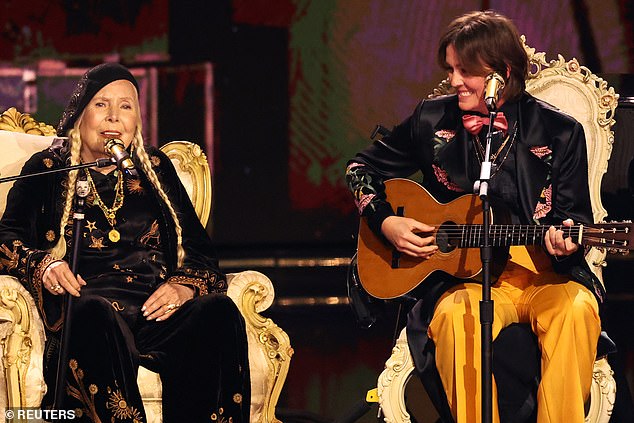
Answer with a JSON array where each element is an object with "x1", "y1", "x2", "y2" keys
[
  {"x1": 227, "y1": 271, "x2": 293, "y2": 423},
  {"x1": 0, "y1": 276, "x2": 46, "y2": 412}
]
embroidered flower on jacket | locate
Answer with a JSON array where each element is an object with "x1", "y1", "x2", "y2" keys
[
  {"x1": 356, "y1": 193, "x2": 375, "y2": 215},
  {"x1": 533, "y1": 184, "x2": 552, "y2": 220},
  {"x1": 434, "y1": 129, "x2": 456, "y2": 141},
  {"x1": 529, "y1": 146, "x2": 552, "y2": 159},
  {"x1": 346, "y1": 163, "x2": 378, "y2": 215},
  {"x1": 432, "y1": 164, "x2": 463, "y2": 192}
]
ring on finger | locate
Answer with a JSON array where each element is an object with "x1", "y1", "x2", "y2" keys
[{"x1": 51, "y1": 284, "x2": 62, "y2": 291}]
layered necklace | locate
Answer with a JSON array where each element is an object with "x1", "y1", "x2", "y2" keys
[
  {"x1": 84, "y1": 169, "x2": 125, "y2": 242},
  {"x1": 472, "y1": 121, "x2": 518, "y2": 178}
]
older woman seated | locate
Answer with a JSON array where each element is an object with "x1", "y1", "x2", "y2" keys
[{"x1": 0, "y1": 63, "x2": 250, "y2": 422}]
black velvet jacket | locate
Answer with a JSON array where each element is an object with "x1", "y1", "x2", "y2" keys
[{"x1": 0, "y1": 139, "x2": 225, "y2": 332}]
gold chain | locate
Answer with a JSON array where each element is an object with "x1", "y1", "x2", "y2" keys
[
  {"x1": 473, "y1": 122, "x2": 518, "y2": 177},
  {"x1": 84, "y1": 169, "x2": 125, "y2": 242}
]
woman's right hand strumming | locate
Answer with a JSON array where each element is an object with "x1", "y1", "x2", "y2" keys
[{"x1": 381, "y1": 215, "x2": 438, "y2": 259}]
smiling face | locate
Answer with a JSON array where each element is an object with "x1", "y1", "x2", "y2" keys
[
  {"x1": 78, "y1": 79, "x2": 140, "y2": 162},
  {"x1": 445, "y1": 44, "x2": 493, "y2": 115}
]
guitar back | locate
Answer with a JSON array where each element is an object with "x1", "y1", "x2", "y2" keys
[{"x1": 357, "y1": 178, "x2": 486, "y2": 299}]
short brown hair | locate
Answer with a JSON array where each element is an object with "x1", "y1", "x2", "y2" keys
[{"x1": 437, "y1": 10, "x2": 528, "y2": 102}]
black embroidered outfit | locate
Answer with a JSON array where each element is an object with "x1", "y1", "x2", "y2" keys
[{"x1": 0, "y1": 141, "x2": 250, "y2": 422}]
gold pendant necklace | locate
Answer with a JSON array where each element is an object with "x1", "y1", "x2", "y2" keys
[{"x1": 85, "y1": 169, "x2": 125, "y2": 242}]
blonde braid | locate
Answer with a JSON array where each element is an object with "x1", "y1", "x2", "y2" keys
[
  {"x1": 49, "y1": 127, "x2": 82, "y2": 260},
  {"x1": 132, "y1": 127, "x2": 185, "y2": 266}
]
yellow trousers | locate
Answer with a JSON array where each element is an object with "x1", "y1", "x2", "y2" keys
[{"x1": 428, "y1": 246, "x2": 601, "y2": 423}]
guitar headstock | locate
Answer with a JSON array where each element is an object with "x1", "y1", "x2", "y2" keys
[{"x1": 582, "y1": 221, "x2": 633, "y2": 254}]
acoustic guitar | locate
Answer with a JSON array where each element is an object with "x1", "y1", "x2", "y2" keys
[{"x1": 357, "y1": 178, "x2": 633, "y2": 299}]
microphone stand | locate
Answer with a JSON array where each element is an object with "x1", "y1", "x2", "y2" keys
[
  {"x1": 473, "y1": 109, "x2": 498, "y2": 423},
  {"x1": 52, "y1": 175, "x2": 90, "y2": 417},
  {"x1": 0, "y1": 159, "x2": 113, "y2": 184},
  {"x1": 0, "y1": 157, "x2": 113, "y2": 416}
]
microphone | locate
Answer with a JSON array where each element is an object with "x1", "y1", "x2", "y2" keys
[
  {"x1": 104, "y1": 139, "x2": 138, "y2": 177},
  {"x1": 484, "y1": 72, "x2": 505, "y2": 111}
]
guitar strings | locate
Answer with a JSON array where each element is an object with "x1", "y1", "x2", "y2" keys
[{"x1": 422, "y1": 224, "x2": 629, "y2": 247}]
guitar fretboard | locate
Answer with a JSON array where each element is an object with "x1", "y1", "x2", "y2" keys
[{"x1": 452, "y1": 224, "x2": 580, "y2": 248}]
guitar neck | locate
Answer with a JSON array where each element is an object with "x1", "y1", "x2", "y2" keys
[{"x1": 455, "y1": 224, "x2": 580, "y2": 248}]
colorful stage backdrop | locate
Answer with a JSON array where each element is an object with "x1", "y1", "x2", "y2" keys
[{"x1": 1, "y1": 0, "x2": 632, "y2": 250}]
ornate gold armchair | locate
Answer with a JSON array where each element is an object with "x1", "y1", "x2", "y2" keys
[
  {"x1": 0, "y1": 108, "x2": 293, "y2": 423},
  {"x1": 376, "y1": 40, "x2": 619, "y2": 423}
]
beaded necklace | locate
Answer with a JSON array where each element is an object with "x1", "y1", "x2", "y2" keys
[{"x1": 84, "y1": 169, "x2": 125, "y2": 242}]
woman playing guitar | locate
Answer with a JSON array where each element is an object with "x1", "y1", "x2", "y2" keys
[{"x1": 346, "y1": 10, "x2": 608, "y2": 423}]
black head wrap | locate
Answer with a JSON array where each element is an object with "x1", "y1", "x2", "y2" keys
[{"x1": 56, "y1": 63, "x2": 139, "y2": 137}]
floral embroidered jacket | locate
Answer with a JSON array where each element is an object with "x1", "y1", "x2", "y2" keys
[{"x1": 346, "y1": 93, "x2": 608, "y2": 301}]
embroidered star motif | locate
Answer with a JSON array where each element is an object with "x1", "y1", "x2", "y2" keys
[
  {"x1": 42, "y1": 158, "x2": 54, "y2": 168},
  {"x1": 126, "y1": 276, "x2": 133, "y2": 283},
  {"x1": 126, "y1": 178, "x2": 144, "y2": 194},
  {"x1": 113, "y1": 264, "x2": 120, "y2": 270},
  {"x1": 85, "y1": 221, "x2": 97, "y2": 232},
  {"x1": 150, "y1": 155, "x2": 161, "y2": 167},
  {"x1": 45, "y1": 230, "x2": 56, "y2": 242},
  {"x1": 89, "y1": 236, "x2": 105, "y2": 251}
]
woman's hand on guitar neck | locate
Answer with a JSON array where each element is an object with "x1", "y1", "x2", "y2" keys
[
  {"x1": 544, "y1": 218, "x2": 579, "y2": 258},
  {"x1": 381, "y1": 215, "x2": 438, "y2": 258}
]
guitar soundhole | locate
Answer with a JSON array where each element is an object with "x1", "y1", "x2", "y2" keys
[{"x1": 436, "y1": 221, "x2": 459, "y2": 253}]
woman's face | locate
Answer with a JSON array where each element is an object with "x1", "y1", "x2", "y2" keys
[
  {"x1": 78, "y1": 80, "x2": 140, "y2": 162},
  {"x1": 445, "y1": 44, "x2": 490, "y2": 114}
]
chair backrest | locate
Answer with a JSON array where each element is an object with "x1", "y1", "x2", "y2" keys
[
  {"x1": 522, "y1": 36, "x2": 619, "y2": 225},
  {"x1": 0, "y1": 108, "x2": 212, "y2": 228},
  {"x1": 522, "y1": 38, "x2": 619, "y2": 281},
  {"x1": 0, "y1": 108, "x2": 57, "y2": 217},
  {"x1": 428, "y1": 38, "x2": 619, "y2": 281},
  {"x1": 159, "y1": 140, "x2": 212, "y2": 228}
]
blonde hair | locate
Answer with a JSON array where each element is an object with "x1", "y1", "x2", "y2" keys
[
  {"x1": 50, "y1": 127, "x2": 82, "y2": 260},
  {"x1": 50, "y1": 123, "x2": 186, "y2": 267},
  {"x1": 131, "y1": 126, "x2": 185, "y2": 266}
]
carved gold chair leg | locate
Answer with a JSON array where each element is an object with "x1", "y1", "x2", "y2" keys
[
  {"x1": 227, "y1": 271, "x2": 294, "y2": 423},
  {"x1": 377, "y1": 328, "x2": 415, "y2": 423},
  {"x1": 585, "y1": 357, "x2": 616, "y2": 423},
  {"x1": 376, "y1": 328, "x2": 616, "y2": 423}
]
